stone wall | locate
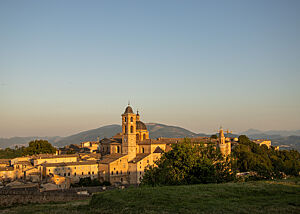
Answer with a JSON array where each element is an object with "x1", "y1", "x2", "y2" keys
[{"x1": 0, "y1": 189, "x2": 88, "y2": 207}]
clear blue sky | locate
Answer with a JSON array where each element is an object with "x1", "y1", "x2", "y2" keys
[{"x1": 0, "y1": 0, "x2": 299, "y2": 137}]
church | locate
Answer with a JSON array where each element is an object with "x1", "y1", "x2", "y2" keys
[{"x1": 98, "y1": 105, "x2": 232, "y2": 185}]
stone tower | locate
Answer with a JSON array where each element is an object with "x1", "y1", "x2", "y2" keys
[
  {"x1": 218, "y1": 127, "x2": 231, "y2": 157},
  {"x1": 121, "y1": 105, "x2": 137, "y2": 161},
  {"x1": 219, "y1": 127, "x2": 225, "y2": 144}
]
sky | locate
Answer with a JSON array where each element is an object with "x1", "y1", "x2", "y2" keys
[{"x1": 0, "y1": 0, "x2": 300, "y2": 138}]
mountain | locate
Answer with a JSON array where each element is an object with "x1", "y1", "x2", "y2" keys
[
  {"x1": 146, "y1": 123, "x2": 208, "y2": 139},
  {"x1": 53, "y1": 123, "x2": 209, "y2": 147},
  {"x1": 0, "y1": 136, "x2": 62, "y2": 149},
  {"x1": 241, "y1": 129, "x2": 300, "y2": 137},
  {"x1": 0, "y1": 123, "x2": 209, "y2": 148},
  {"x1": 1, "y1": 125, "x2": 299, "y2": 150},
  {"x1": 53, "y1": 125, "x2": 122, "y2": 147}
]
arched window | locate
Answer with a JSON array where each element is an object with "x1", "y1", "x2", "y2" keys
[
  {"x1": 117, "y1": 146, "x2": 120, "y2": 153},
  {"x1": 111, "y1": 171, "x2": 114, "y2": 175},
  {"x1": 142, "y1": 148, "x2": 145, "y2": 153},
  {"x1": 131, "y1": 126, "x2": 134, "y2": 133},
  {"x1": 143, "y1": 134, "x2": 146, "y2": 139},
  {"x1": 125, "y1": 125, "x2": 127, "y2": 134},
  {"x1": 116, "y1": 171, "x2": 118, "y2": 175},
  {"x1": 136, "y1": 134, "x2": 139, "y2": 141},
  {"x1": 124, "y1": 117, "x2": 127, "y2": 122},
  {"x1": 131, "y1": 117, "x2": 133, "y2": 122}
]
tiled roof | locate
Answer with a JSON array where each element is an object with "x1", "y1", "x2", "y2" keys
[
  {"x1": 32, "y1": 154, "x2": 79, "y2": 160},
  {"x1": 129, "y1": 153, "x2": 151, "y2": 163},
  {"x1": 153, "y1": 146, "x2": 164, "y2": 153},
  {"x1": 99, "y1": 154, "x2": 127, "y2": 164},
  {"x1": 43, "y1": 160, "x2": 98, "y2": 167}
]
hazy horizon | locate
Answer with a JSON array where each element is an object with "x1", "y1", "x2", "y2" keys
[{"x1": 1, "y1": 0, "x2": 300, "y2": 138}]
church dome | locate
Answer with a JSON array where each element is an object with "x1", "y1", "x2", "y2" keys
[
  {"x1": 124, "y1": 106, "x2": 133, "y2": 114},
  {"x1": 136, "y1": 121, "x2": 147, "y2": 130}
]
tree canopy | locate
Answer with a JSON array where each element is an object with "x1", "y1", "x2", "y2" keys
[
  {"x1": 141, "y1": 138, "x2": 233, "y2": 186},
  {"x1": 22, "y1": 140, "x2": 56, "y2": 156},
  {"x1": 232, "y1": 135, "x2": 300, "y2": 178}
]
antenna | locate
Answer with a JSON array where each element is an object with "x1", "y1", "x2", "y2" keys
[{"x1": 128, "y1": 100, "x2": 130, "y2": 106}]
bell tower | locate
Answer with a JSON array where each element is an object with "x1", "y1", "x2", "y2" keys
[
  {"x1": 121, "y1": 105, "x2": 137, "y2": 161},
  {"x1": 217, "y1": 127, "x2": 231, "y2": 157}
]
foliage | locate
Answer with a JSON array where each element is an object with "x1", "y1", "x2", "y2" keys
[
  {"x1": 22, "y1": 140, "x2": 56, "y2": 156},
  {"x1": 71, "y1": 177, "x2": 111, "y2": 187},
  {"x1": 210, "y1": 134, "x2": 218, "y2": 139},
  {"x1": 141, "y1": 138, "x2": 234, "y2": 186},
  {"x1": 0, "y1": 146, "x2": 25, "y2": 159},
  {"x1": 232, "y1": 135, "x2": 300, "y2": 179}
]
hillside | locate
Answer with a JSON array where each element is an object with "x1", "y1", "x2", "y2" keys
[{"x1": 3, "y1": 178, "x2": 300, "y2": 214}]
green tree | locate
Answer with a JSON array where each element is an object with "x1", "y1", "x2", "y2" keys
[
  {"x1": 141, "y1": 138, "x2": 233, "y2": 186},
  {"x1": 210, "y1": 134, "x2": 218, "y2": 139},
  {"x1": 23, "y1": 139, "x2": 56, "y2": 156}
]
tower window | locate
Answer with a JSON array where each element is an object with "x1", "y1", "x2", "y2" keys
[
  {"x1": 142, "y1": 148, "x2": 145, "y2": 153},
  {"x1": 124, "y1": 117, "x2": 127, "y2": 122},
  {"x1": 131, "y1": 126, "x2": 134, "y2": 133},
  {"x1": 143, "y1": 134, "x2": 146, "y2": 139},
  {"x1": 131, "y1": 117, "x2": 133, "y2": 122},
  {"x1": 117, "y1": 146, "x2": 120, "y2": 153}
]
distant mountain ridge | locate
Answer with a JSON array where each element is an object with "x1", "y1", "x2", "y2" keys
[
  {"x1": 241, "y1": 129, "x2": 300, "y2": 137},
  {"x1": 0, "y1": 125, "x2": 299, "y2": 151}
]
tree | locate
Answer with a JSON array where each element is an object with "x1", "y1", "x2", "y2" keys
[
  {"x1": 141, "y1": 138, "x2": 234, "y2": 186},
  {"x1": 232, "y1": 135, "x2": 300, "y2": 179},
  {"x1": 210, "y1": 134, "x2": 218, "y2": 139},
  {"x1": 23, "y1": 140, "x2": 56, "y2": 156}
]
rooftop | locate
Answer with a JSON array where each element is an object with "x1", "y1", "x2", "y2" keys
[{"x1": 99, "y1": 154, "x2": 127, "y2": 164}]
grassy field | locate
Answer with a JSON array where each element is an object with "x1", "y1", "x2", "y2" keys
[{"x1": 1, "y1": 178, "x2": 299, "y2": 214}]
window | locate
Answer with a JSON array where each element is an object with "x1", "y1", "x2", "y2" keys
[
  {"x1": 147, "y1": 160, "x2": 149, "y2": 163},
  {"x1": 82, "y1": 172, "x2": 84, "y2": 175},
  {"x1": 120, "y1": 170, "x2": 122, "y2": 174},
  {"x1": 131, "y1": 126, "x2": 134, "y2": 133},
  {"x1": 92, "y1": 171, "x2": 94, "y2": 175},
  {"x1": 75, "y1": 167, "x2": 76, "y2": 169},
  {"x1": 142, "y1": 148, "x2": 145, "y2": 153},
  {"x1": 121, "y1": 178, "x2": 123, "y2": 182},
  {"x1": 117, "y1": 146, "x2": 120, "y2": 153},
  {"x1": 130, "y1": 117, "x2": 133, "y2": 122},
  {"x1": 116, "y1": 171, "x2": 118, "y2": 175},
  {"x1": 140, "y1": 172, "x2": 142, "y2": 175},
  {"x1": 125, "y1": 125, "x2": 127, "y2": 134},
  {"x1": 64, "y1": 173, "x2": 66, "y2": 176},
  {"x1": 124, "y1": 117, "x2": 127, "y2": 122},
  {"x1": 74, "y1": 172, "x2": 76, "y2": 176},
  {"x1": 143, "y1": 134, "x2": 146, "y2": 139},
  {"x1": 68, "y1": 172, "x2": 70, "y2": 176},
  {"x1": 111, "y1": 171, "x2": 114, "y2": 175},
  {"x1": 88, "y1": 172, "x2": 90, "y2": 175}
]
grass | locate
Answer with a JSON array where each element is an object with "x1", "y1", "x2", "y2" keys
[{"x1": 1, "y1": 178, "x2": 300, "y2": 214}]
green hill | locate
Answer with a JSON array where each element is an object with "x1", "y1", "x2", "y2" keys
[{"x1": 4, "y1": 178, "x2": 300, "y2": 214}]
